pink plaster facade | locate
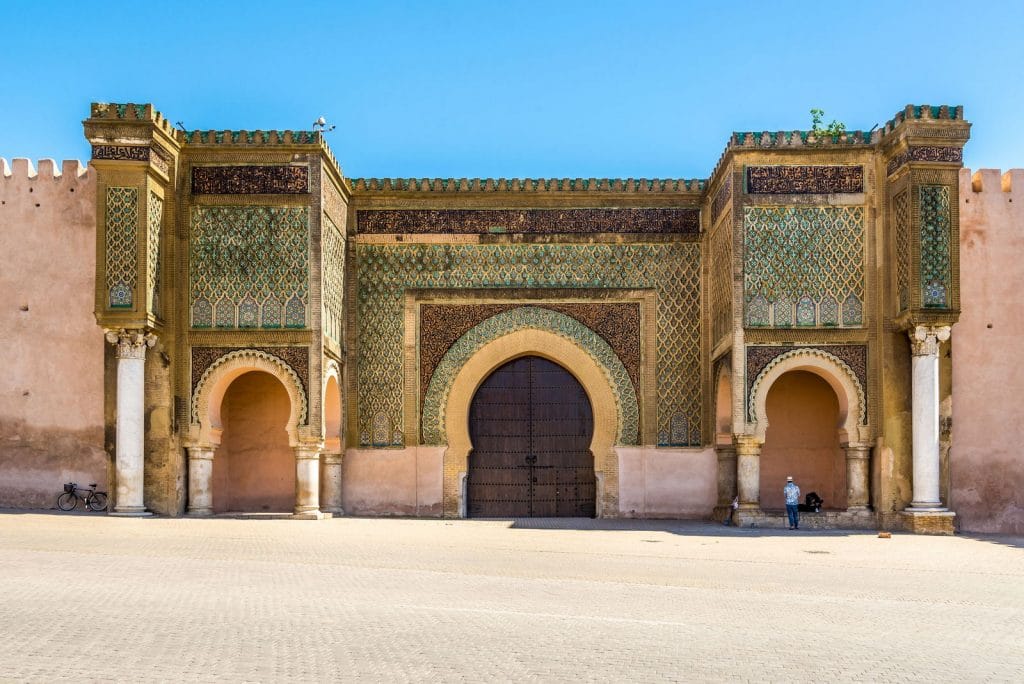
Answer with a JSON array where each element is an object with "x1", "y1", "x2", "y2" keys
[
  {"x1": 953, "y1": 168, "x2": 1024, "y2": 534},
  {"x1": 0, "y1": 159, "x2": 106, "y2": 509},
  {"x1": 342, "y1": 447, "x2": 444, "y2": 516},
  {"x1": 616, "y1": 447, "x2": 717, "y2": 518}
]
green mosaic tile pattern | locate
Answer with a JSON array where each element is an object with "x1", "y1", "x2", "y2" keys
[
  {"x1": 421, "y1": 307, "x2": 639, "y2": 446},
  {"x1": 355, "y1": 243, "x2": 701, "y2": 447},
  {"x1": 894, "y1": 190, "x2": 911, "y2": 312},
  {"x1": 105, "y1": 187, "x2": 138, "y2": 308},
  {"x1": 190, "y1": 206, "x2": 309, "y2": 328},
  {"x1": 920, "y1": 186, "x2": 951, "y2": 308},
  {"x1": 744, "y1": 206, "x2": 864, "y2": 327},
  {"x1": 322, "y1": 213, "x2": 345, "y2": 344},
  {"x1": 147, "y1": 192, "x2": 163, "y2": 316}
]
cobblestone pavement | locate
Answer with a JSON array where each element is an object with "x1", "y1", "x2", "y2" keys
[{"x1": 1, "y1": 514, "x2": 1022, "y2": 683}]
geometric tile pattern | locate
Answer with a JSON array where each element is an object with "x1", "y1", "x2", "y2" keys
[
  {"x1": 189, "y1": 206, "x2": 308, "y2": 328},
  {"x1": 894, "y1": 190, "x2": 911, "y2": 312},
  {"x1": 708, "y1": 213, "x2": 733, "y2": 342},
  {"x1": 744, "y1": 206, "x2": 864, "y2": 327},
  {"x1": 321, "y1": 213, "x2": 346, "y2": 344},
  {"x1": 105, "y1": 186, "x2": 138, "y2": 308},
  {"x1": 355, "y1": 242, "x2": 701, "y2": 447},
  {"x1": 420, "y1": 306, "x2": 639, "y2": 446},
  {"x1": 920, "y1": 185, "x2": 951, "y2": 308},
  {"x1": 147, "y1": 192, "x2": 163, "y2": 316}
]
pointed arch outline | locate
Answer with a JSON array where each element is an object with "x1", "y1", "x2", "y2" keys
[
  {"x1": 190, "y1": 349, "x2": 307, "y2": 448},
  {"x1": 748, "y1": 347, "x2": 867, "y2": 444},
  {"x1": 421, "y1": 306, "x2": 638, "y2": 446}
]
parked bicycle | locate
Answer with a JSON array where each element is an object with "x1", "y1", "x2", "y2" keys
[{"x1": 57, "y1": 482, "x2": 108, "y2": 512}]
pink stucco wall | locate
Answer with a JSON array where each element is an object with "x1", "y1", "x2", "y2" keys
[
  {"x1": 342, "y1": 447, "x2": 444, "y2": 516},
  {"x1": 953, "y1": 168, "x2": 1024, "y2": 534},
  {"x1": 0, "y1": 159, "x2": 105, "y2": 509},
  {"x1": 616, "y1": 447, "x2": 716, "y2": 518}
]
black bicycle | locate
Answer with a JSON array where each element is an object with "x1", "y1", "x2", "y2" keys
[{"x1": 57, "y1": 482, "x2": 108, "y2": 512}]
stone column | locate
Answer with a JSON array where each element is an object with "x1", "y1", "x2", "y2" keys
[
  {"x1": 716, "y1": 444, "x2": 738, "y2": 506},
  {"x1": 844, "y1": 442, "x2": 871, "y2": 511},
  {"x1": 735, "y1": 435, "x2": 761, "y2": 508},
  {"x1": 320, "y1": 451, "x2": 344, "y2": 515},
  {"x1": 294, "y1": 444, "x2": 322, "y2": 517},
  {"x1": 908, "y1": 325, "x2": 951, "y2": 510},
  {"x1": 186, "y1": 447, "x2": 215, "y2": 516},
  {"x1": 104, "y1": 329, "x2": 156, "y2": 516}
]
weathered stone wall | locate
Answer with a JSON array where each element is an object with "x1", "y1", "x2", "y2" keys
[
  {"x1": 0, "y1": 159, "x2": 105, "y2": 508},
  {"x1": 953, "y1": 168, "x2": 1024, "y2": 534}
]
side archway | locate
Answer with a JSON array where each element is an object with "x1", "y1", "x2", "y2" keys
[{"x1": 442, "y1": 328, "x2": 621, "y2": 518}]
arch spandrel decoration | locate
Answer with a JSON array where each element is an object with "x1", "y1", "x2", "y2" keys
[
  {"x1": 190, "y1": 349, "x2": 308, "y2": 447},
  {"x1": 748, "y1": 347, "x2": 868, "y2": 444},
  {"x1": 421, "y1": 307, "x2": 639, "y2": 446}
]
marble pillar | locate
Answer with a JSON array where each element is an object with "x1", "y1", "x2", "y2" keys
[
  {"x1": 908, "y1": 325, "x2": 951, "y2": 510},
  {"x1": 105, "y1": 329, "x2": 156, "y2": 516}
]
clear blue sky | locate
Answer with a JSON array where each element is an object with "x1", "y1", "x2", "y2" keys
[{"x1": 1, "y1": 0, "x2": 1021, "y2": 178}]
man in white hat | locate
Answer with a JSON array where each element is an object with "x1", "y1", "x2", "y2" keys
[{"x1": 784, "y1": 476, "x2": 801, "y2": 530}]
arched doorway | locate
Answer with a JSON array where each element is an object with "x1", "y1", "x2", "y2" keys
[
  {"x1": 210, "y1": 371, "x2": 295, "y2": 513},
  {"x1": 467, "y1": 356, "x2": 596, "y2": 518},
  {"x1": 759, "y1": 370, "x2": 847, "y2": 510}
]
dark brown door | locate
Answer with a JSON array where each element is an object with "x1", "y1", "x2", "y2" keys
[{"x1": 468, "y1": 356, "x2": 595, "y2": 517}]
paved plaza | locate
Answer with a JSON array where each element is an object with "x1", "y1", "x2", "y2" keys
[{"x1": 1, "y1": 513, "x2": 1022, "y2": 682}]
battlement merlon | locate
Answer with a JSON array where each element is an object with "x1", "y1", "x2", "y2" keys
[
  {"x1": 1, "y1": 157, "x2": 90, "y2": 182},
  {"x1": 880, "y1": 104, "x2": 971, "y2": 155}
]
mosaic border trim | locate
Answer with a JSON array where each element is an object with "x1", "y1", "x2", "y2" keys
[
  {"x1": 190, "y1": 348, "x2": 308, "y2": 425},
  {"x1": 191, "y1": 165, "x2": 310, "y2": 194},
  {"x1": 886, "y1": 146, "x2": 963, "y2": 177}
]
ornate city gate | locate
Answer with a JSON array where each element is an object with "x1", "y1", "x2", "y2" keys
[{"x1": 467, "y1": 356, "x2": 596, "y2": 517}]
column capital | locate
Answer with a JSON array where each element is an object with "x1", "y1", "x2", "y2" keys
[
  {"x1": 294, "y1": 443, "x2": 323, "y2": 460},
  {"x1": 909, "y1": 325, "x2": 951, "y2": 357},
  {"x1": 104, "y1": 328, "x2": 157, "y2": 360},
  {"x1": 321, "y1": 452, "x2": 343, "y2": 466},
  {"x1": 733, "y1": 434, "x2": 762, "y2": 457},
  {"x1": 844, "y1": 442, "x2": 872, "y2": 458}
]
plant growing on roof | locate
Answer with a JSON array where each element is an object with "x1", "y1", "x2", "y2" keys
[{"x1": 810, "y1": 108, "x2": 847, "y2": 140}]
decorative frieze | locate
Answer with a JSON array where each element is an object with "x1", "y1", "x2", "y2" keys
[
  {"x1": 419, "y1": 302, "x2": 640, "y2": 403},
  {"x1": 190, "y1": 346, "x2": 309, "y2": 399},
  {"x1": 746, "y1": 165, "x2": 864, "y2": 194},
  {"x1": 356, "y1": 207, "x2": 701, "y2": 235},
  {"x1": 191, "y1": 165, "x2": 310, "y2": 195},
  {"x1": 886, "y1": 146, "x2": 963, "y2": 177},
  {"x1": 746, "y1": 344, "x2": 868, "y2": 406}
]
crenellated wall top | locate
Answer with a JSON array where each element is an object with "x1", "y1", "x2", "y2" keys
[
  {"x1": 0, "y1": 157, "x2": 90, "y2": 183},
  {"x1": 349, "y1": 177, "x2": 706, "y2": 194},
  {"x1": 90, "y1": 102, "x2": 180, "y2": 140}
]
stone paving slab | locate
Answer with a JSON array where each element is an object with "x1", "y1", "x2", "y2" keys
[{"x1": 0, "y1": 513, "x2": 1022, "y2": 682}]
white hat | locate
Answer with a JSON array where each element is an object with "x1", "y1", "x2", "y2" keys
[{"x1": 786, "y1": 476, "x2": 793, "y2": 482}]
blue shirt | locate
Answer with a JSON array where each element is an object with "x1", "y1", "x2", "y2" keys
[{"x1": 784, "y1": 482, "x2": 801, "y2": 505}]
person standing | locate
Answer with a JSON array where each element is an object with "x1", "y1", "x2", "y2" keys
[{"x1": 784, "y1": 476, "x2": 801, "y2": 530}]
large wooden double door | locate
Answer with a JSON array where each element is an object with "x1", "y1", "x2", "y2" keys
[{"x1": 467, "y1": 356, "x2": 596, "y2": 518}]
